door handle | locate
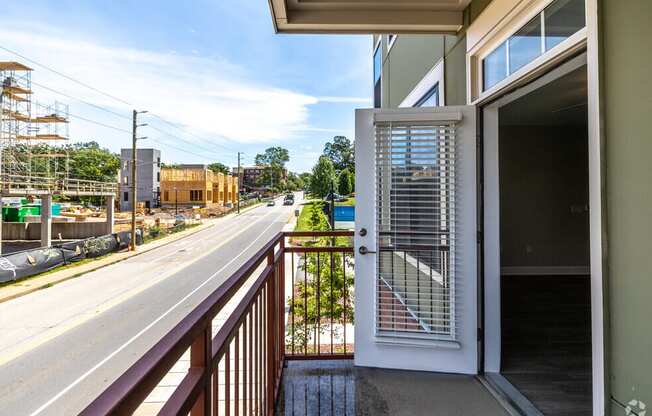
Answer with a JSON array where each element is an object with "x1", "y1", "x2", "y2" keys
[{"x1": 358, "y1": 246, "x2": 377, "y2": 255}]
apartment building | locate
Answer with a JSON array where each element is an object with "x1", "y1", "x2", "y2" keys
[
  {"x1": 265, "y1": 1, "x2": 650, "y2": 415},
  {"x1": 235, "y1": 165, "x2": 287, "y2": 192},
  {"x1": 88, "y1": 2, "x2": 650, "y2": 415},
  {"x1": 119, "y1": 148, "x2": 161, "y2": 212}
]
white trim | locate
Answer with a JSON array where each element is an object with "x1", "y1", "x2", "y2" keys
[
  {"x1": 483, "y1": 102, "x2": 501, "y2": 373},
  {"x1": 400, "y1": 59, "x2": 446, "y2": 107},
  {"x1": 501, "y1": 266, "x2": 590, "y2": 276},
  {"x1": 482, "y1": 52, "x2": 592, "y2": 379},
  {"x1": 586, "y1": 0, "x2": 606, "y2": 412},
  {"x1": 374, "y1": 110, "x2": 461, "y2": 123},
  {"x1": 387, "y1": 34, "x2": 398, "y2": 51},
  {"x1": 466, "y1": 0, "x2": 587, "y2": 104}
]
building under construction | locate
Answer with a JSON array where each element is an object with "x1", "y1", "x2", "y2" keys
[
  {"x1": 160, "y1": 165, "x2": 237, "y2": 208},
  {"x1": 0, "y1": 62, "x2": 118, "y2": 252}
]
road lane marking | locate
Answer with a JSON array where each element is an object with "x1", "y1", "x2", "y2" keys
[
  {"x1": 28, "y1": 208, "x2": 290, "y2": 416},
  {"x1": 0, "y1": 206, "x2": 281, "y2": 368}
]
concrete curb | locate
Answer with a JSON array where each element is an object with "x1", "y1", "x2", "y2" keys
[{"x1": 0, "y1": 219, "x2": 219, "y2": 304}]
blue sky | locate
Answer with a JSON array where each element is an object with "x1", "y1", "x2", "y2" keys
[{"x1": 1, "y1": 0, "x2": 372, "y2": 172}]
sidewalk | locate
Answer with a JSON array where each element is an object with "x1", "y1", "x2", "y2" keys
[{"x1": 134, "y1": 198, "x2": 301, "y2": 415}]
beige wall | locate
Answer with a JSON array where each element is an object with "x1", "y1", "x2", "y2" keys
[
  {"x1": 601, "y1": 0, "x2": 652, "y2": 413},
  {"x1": 499, "y1": 125, "x2": 590, "y2": 270}
]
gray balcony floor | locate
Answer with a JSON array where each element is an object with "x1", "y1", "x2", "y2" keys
[{"x1": 276, "y1": 360, "x2": 509, "y2": 416}]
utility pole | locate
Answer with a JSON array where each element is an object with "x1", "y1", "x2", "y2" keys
[
  {"x1": 237, "y1": 152, "x2": 242, "y2": 214},
  {"x1": 130, "y1": 110, "x2": 148, "y2": 251}
]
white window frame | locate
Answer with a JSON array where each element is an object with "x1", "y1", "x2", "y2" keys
[
  {"x1": 466, "y1": 0, "x2": 587, "y2": 104},
  {"x1": 387, "y1": 34, "x2": 398, "y2": 51},
  {"x1": 399, "y1": 59, "x2": 446, "y2": 108}
]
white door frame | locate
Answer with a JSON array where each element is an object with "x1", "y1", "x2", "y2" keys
[{"x1": 481, "y1": 47, "x2": 606, "y2": 414}]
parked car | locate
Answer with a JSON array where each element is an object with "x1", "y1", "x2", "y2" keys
[{"x1": 283, "y1": 197, "x2": 294, "y2": 206}]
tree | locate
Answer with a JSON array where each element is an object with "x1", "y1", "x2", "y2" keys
[
  {"x1": 254, "y1": 146, "x2": 289, "y2": 168},
  {"x1": 337, "y1": 168, "x2": 352, "y2": 195},
  {"x1": 310, "y1": 156, "x2": 336, "y2": 198},
  {"x1": 255, "y1": 147, "x2": 289, "y2": 192},
  {"x1": 207, "y1": 162, "x2": 230, "y2": 175},
  {"x1": 323, "y1": 136, "x2": 354, "y2": 173},
  {"x1": 298, "y1": 172, "x2": 312, "y2": 190},
  {"x1": 66, "y1": 142, "x2": 119, "y2": 183}
]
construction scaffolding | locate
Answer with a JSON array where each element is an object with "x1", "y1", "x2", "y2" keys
[{"x1": 0, "y1": 61, "x2": 115, "y2": 197}]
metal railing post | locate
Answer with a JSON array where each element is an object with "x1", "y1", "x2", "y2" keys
[
  {"x1": 190, "y1": 326, "x2": 212, "y2": 416},
  {"x1": 266, "y1": 248, "x2": 276, "y2": 416}
]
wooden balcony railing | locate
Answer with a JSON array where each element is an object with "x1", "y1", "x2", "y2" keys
[{"x1": 80, "y1": 230, "x2": 354, "y2": 416}]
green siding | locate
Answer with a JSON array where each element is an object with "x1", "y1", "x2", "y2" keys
[
  {"x1": 444, "y1": 36, "x2": 467, "y2": 106},
  {"x1": 384, "y1": 35, "x2": 445, "y2": 107},
  {"x1": 603, "y1": 0, "x2": 652, "y2": 412}
]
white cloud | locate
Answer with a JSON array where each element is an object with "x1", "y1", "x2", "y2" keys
[
  {"x1": 0, "y1": 24, "x2": 360, "y2": 147},
  {"x1": 317, "y1": 96, "x2": 371, "y2": 104}
]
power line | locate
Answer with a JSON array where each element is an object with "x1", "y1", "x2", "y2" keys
[
  {"x1": 67, "y1": 112, "x2": 131, "y2": 134},
  {"x1": 147, "y1": 113, "x2": 236, "y2": 152},
  {"x1": 30, "y1": 80, "x2": 131, "y2": 121},
  {"x1": 148, "y1": 137, "x2": 222, "y2": 162},
  {"x1": 146, "y1": 124, "x2": 232, "y2": 158},
  {"x1": 0, "y1": 44, "x2": 132, "y2": 107}
]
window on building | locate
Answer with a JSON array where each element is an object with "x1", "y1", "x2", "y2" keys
[
  {"x1": 415, "y1": 84, "x2": 440, "y2": 107},
  {"x1": 373, "y1": 43, "x2": 382, "y2": 108},
  {"x1": 190, "y1": 190, "x2": 203, "y2": 202},
  {"x1": 164, "y1": 191, "x2": 169, "y2": 201},
  {"x1": 123, "y1": 176, "x2": 128, "y2": 185},
  {"x1": 207, "y1": 190, "x2": 212, "y2": 201},
  {"x1": 544, "y1": 0, "x2": 586, "y2": 50},
  {"x1": 387, "y1": 34, "x2": 397, "y2": 49},
  {"x1": 123, "y1": 160, "x2": 129, "y2": 170},
  {"x1": 481, "y1": 0, "x2": 585, "y2": 92},
  {"x1": 509, "y1": 15, "x2": 542, "y2": 74},
  {"x1": 157, "y1": 157, "x2": 161, "y2": 167},
  {"x1": 124, "y1": 192, "x2": 129, "y2": 202},
  {"x1": 157, "y1": 172, "x2": 160, "y2": 182}
]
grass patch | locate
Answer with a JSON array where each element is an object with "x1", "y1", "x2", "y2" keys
[
  {"x1": 335, "y1": 197, "x2": 355, "y2": 206},
  {"x1": 295, "y1": 201, "x2": 320, "y2": 232}
]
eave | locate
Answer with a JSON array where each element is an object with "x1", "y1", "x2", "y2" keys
[{"x1": 268, "y1": 0, "x2": 471, "y2": 34}]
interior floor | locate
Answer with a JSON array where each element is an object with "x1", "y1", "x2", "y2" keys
[{"x1": 501, "y1": 275, "x2": 592, "y2": 416}]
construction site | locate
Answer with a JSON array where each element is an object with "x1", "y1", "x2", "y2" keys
[{"x1": 0, "y1": 61, "x2": 119, "y2": 255}]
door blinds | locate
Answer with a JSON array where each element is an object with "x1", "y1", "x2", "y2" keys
[{"x1": 375, "y1": 118, "x2": 457, "y2": 341}]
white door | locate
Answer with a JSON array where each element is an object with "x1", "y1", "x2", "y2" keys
[{"x1": 354, "y1": 106, "x2": 478, "y2": 374}]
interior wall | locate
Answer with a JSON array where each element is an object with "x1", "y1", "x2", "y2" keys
[
  {"x1": 499, "y1": 125, "x2": 590, "y2": 272},
  {"x1": 601, "y1": 0, "x2": 652, "y2": 412}
]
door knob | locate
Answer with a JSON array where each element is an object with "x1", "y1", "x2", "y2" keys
[{"x1": 359, "y1": 246, "x2": 376, "y2": 255}]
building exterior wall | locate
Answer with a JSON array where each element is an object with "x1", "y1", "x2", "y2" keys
[
  {"x1": 374, "y1": 1, "x2": 490, "y2": 110},
  {"x1": 212, "y1": 173, "x2": 225, "y2": 205},
  {"x1": 160, "y1": 167, "x2": 213, "y2": 207},
  {"x1": 601, "y1": 0, "x2": 652, "y2": 412},
  {"x1": 120, "y1": 148, "x2": 161, "y2": 212}
]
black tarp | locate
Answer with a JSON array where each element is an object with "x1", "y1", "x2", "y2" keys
[
  {"x1": 0, "y1": 229, "x2": 146, "y2": 284},
  {"x1": 0, "y1": 248, "x2": 66, "y2": 283}
]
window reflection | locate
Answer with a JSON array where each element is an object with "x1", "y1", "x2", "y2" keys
[
  {"x1": 545, "y1": 0, "x2": 586, "y2": 50},
  {"x1": 483, "y1": 42, "x2": 507, "y2": 91},
  {"x1": 509, "y1": 16, "x2": 542, "y2": 74}
]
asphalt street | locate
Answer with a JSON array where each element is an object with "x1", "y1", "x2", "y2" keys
[{"x1": 0, "y1": 194, "x2": 299, "y2": 416}]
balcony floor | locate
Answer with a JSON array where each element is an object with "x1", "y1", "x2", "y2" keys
[{"x1": 276, "y1": 360, "x2": 509, "y2": 416}]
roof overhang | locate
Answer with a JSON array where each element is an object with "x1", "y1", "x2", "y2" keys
[{"x1": 267, "y1": 0, "x2": 472, "y2": 34}]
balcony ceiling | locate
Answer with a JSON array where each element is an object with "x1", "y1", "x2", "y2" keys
[{"x1": 267, "y1": 0, "x2": 472, "y2": 34}]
